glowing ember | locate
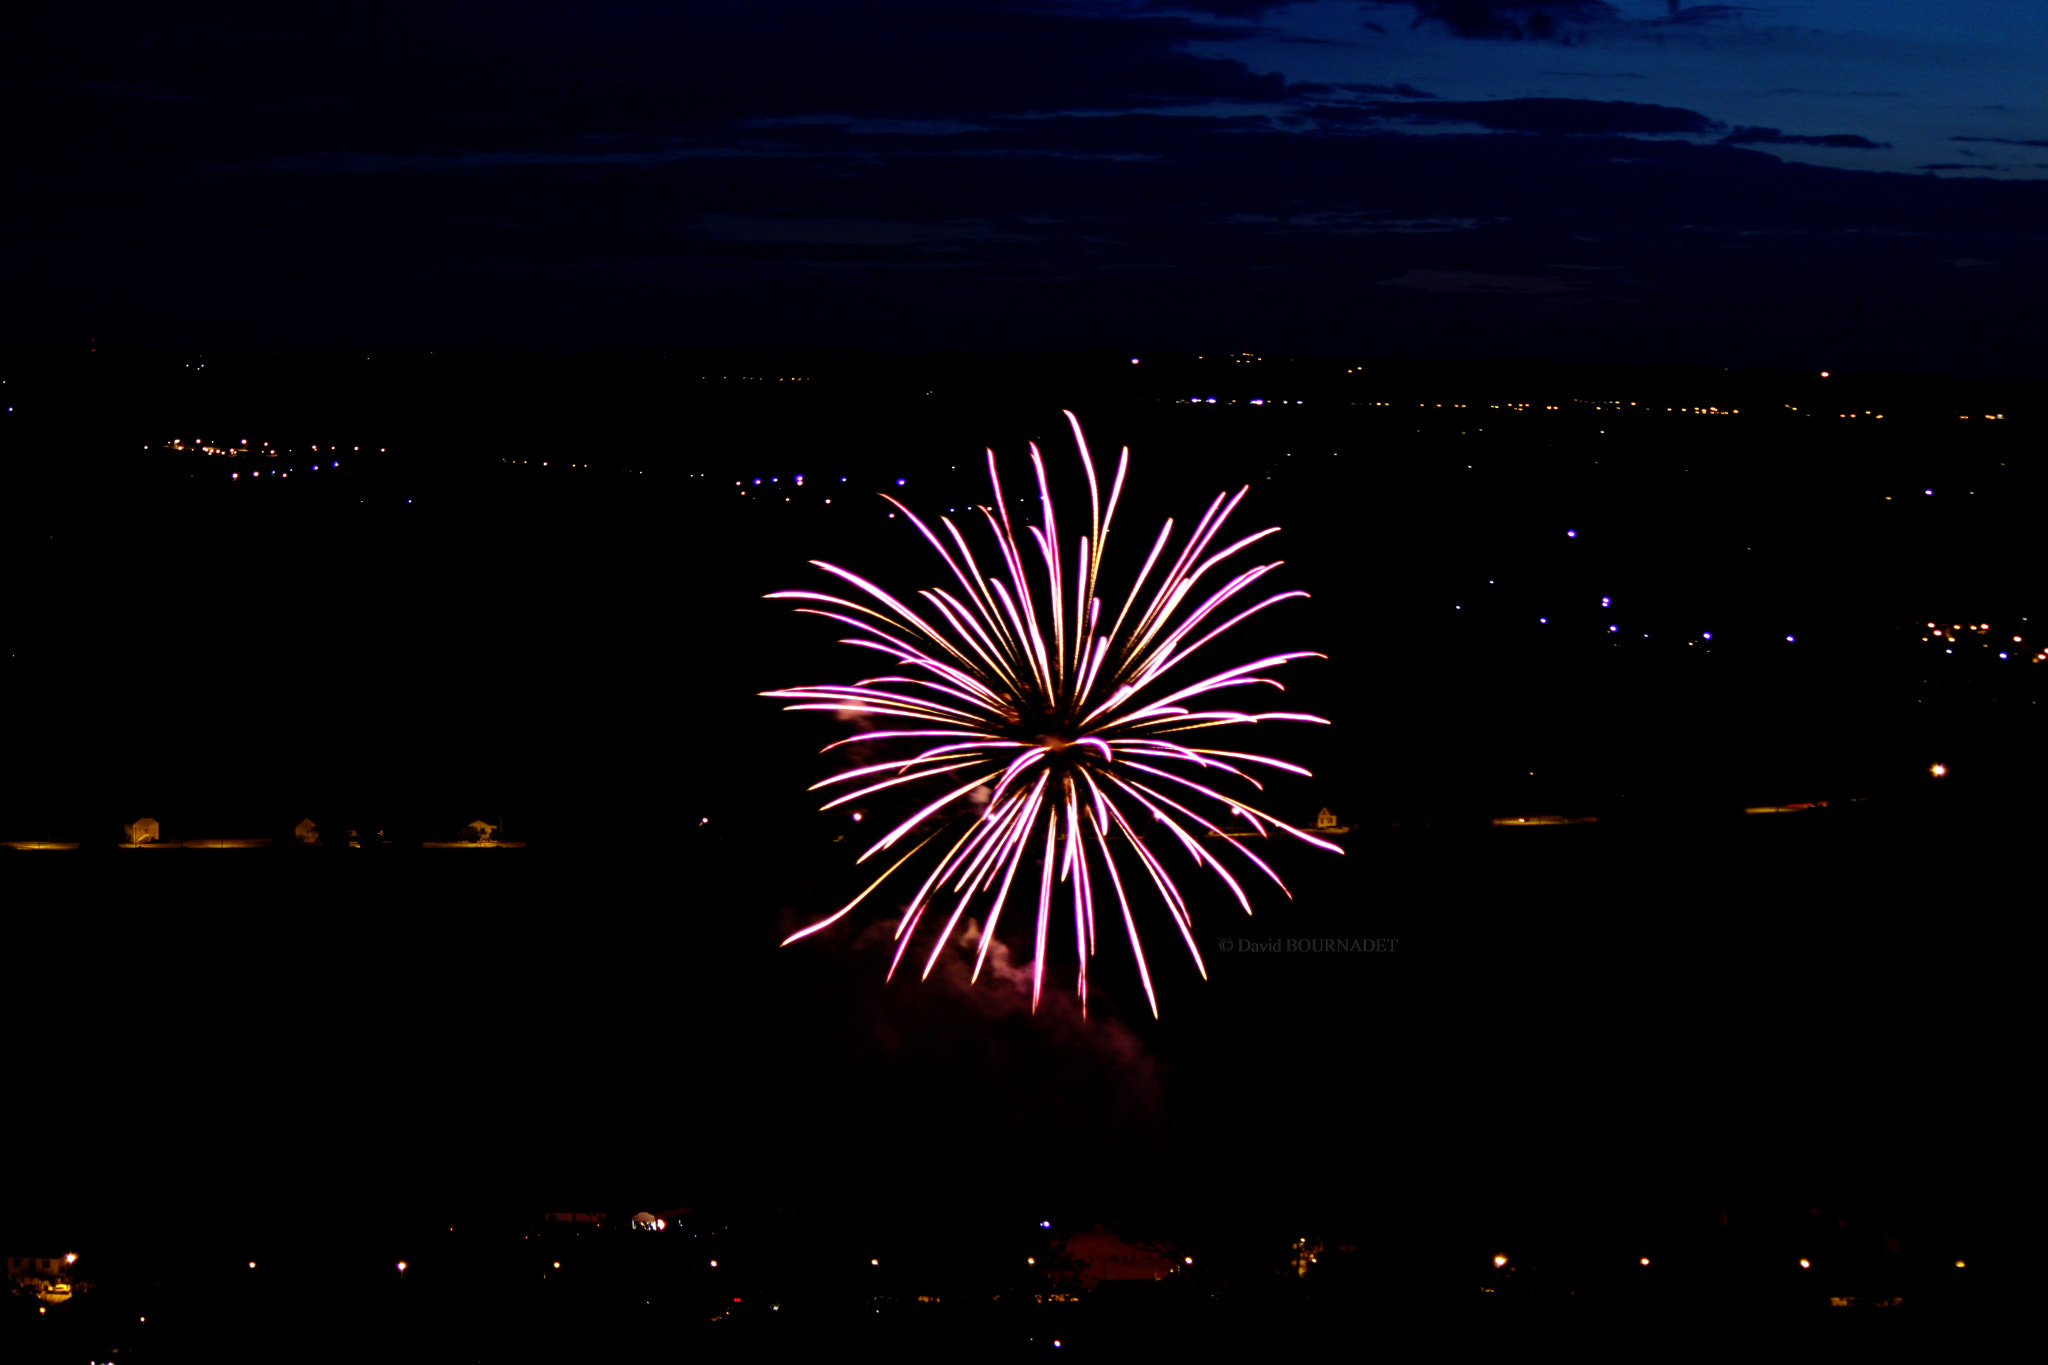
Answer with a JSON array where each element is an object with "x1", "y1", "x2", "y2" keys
[{"x1": 765, "y1": 412, "x2": 1337, "y2": 1015}]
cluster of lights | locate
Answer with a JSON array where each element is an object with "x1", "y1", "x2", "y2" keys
[
  {"x1": 1920, "y1": 620, "x2": 2040, "y2": 663},
  {"x1": 727, "y1": 473, "x2": 927, "y2": 508},
  {"x1": 1177, "y1": 396, "x2": 1306, "y2": 406},
  {"x1": 162, "y1": 438, "x2": 380, "y2": 458}
]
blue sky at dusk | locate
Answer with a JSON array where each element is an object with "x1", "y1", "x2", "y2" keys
[{"x1": 8, "y1": 1, "x2": 2047, "y2": 371}]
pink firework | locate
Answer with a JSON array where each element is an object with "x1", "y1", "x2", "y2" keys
[{"x1": 765, "y1": 412, "x2": 1338, "y2": 1015}]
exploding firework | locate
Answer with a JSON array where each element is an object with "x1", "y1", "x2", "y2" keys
[{"x1": 765, "y1": 413, "x2": 1338, "y2": 1015}]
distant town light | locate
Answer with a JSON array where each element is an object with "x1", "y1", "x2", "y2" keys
[
  {"x1": 1931, "y1": 764, "x2": 1946, "y2": 777},
  {"x1": 1493, "y1": 1255, "x2": 1509, "y2": 1268},
  {"x1": 1799, "y1": 1258, "x2": 1811, "y2": 1269}
]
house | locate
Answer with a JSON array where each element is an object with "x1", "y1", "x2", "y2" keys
[
  {"x1": 6, "y1": 1253, "x2": 78, "y2": 1303},
  {"x1": 123, "y1": 817, "x2": 160, "y2": 845}
]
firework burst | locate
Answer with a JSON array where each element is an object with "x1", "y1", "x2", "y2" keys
[{"x1": 765, "y1": 413, "x2": 1338, "y2": 1016}]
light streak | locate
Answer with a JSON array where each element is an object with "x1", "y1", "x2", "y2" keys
[{"x1": 765, "y1": 414, "x2": 1334, "y2": 1014}]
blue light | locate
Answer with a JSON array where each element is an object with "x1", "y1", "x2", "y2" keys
[
  {"x1": 897, "y1": 478, "x2": 906, "y2": 486},
  {"x1": 1608, "y1": 624, "x2": 1617, "y2": 633},
  {"x1": 1566, "y1": 529, "x2": 1577, "y2": 538},
  {"x1": 1785, "y1": 635, "x2": 1795, "y2": 643}
]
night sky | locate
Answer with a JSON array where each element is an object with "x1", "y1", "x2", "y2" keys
[
  {"x1": 10, "y1": 1, "x2": 2048, "y2": 373},
  {"x1": 4, "y1": 2, "x2": 2024, "y2": 1319}
]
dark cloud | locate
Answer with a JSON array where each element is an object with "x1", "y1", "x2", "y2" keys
[
  {"x1": 1127, "y1": 0, "x2": 1300, "y2": 13},
  {"x1": 1722, "y1": 127, "x2": 1889, "y2": 150},
  {"x1": 8, "y1": 1, "x2": 2048, "y2": 375},
  {"x1": 3, "y1": 1, "x2": 1298, "y2": 170},
  {"x1": 1362, "y1": 0, "x2": 1746, "y2": 42},
  {"x1": 1649, "y1": 3, "x2": 1749, "y2": 26},
  {"x1": 1362, "y1": 1, "x2": 1618, "y2": 41},
  {"x1": 1366, "y1": 96, "x2": 1717, "y2": 135},
  {"x1": 1334, "y1": 81, "x2": 1441, "y2": 100},
  {"x1": 1952, "y1": 135, "x2": 2048, "y2": 148}
]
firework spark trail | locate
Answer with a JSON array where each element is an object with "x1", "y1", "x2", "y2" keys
[{"x1": 765, "y1": 413, "x2": 1335, "y2": 1015}]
